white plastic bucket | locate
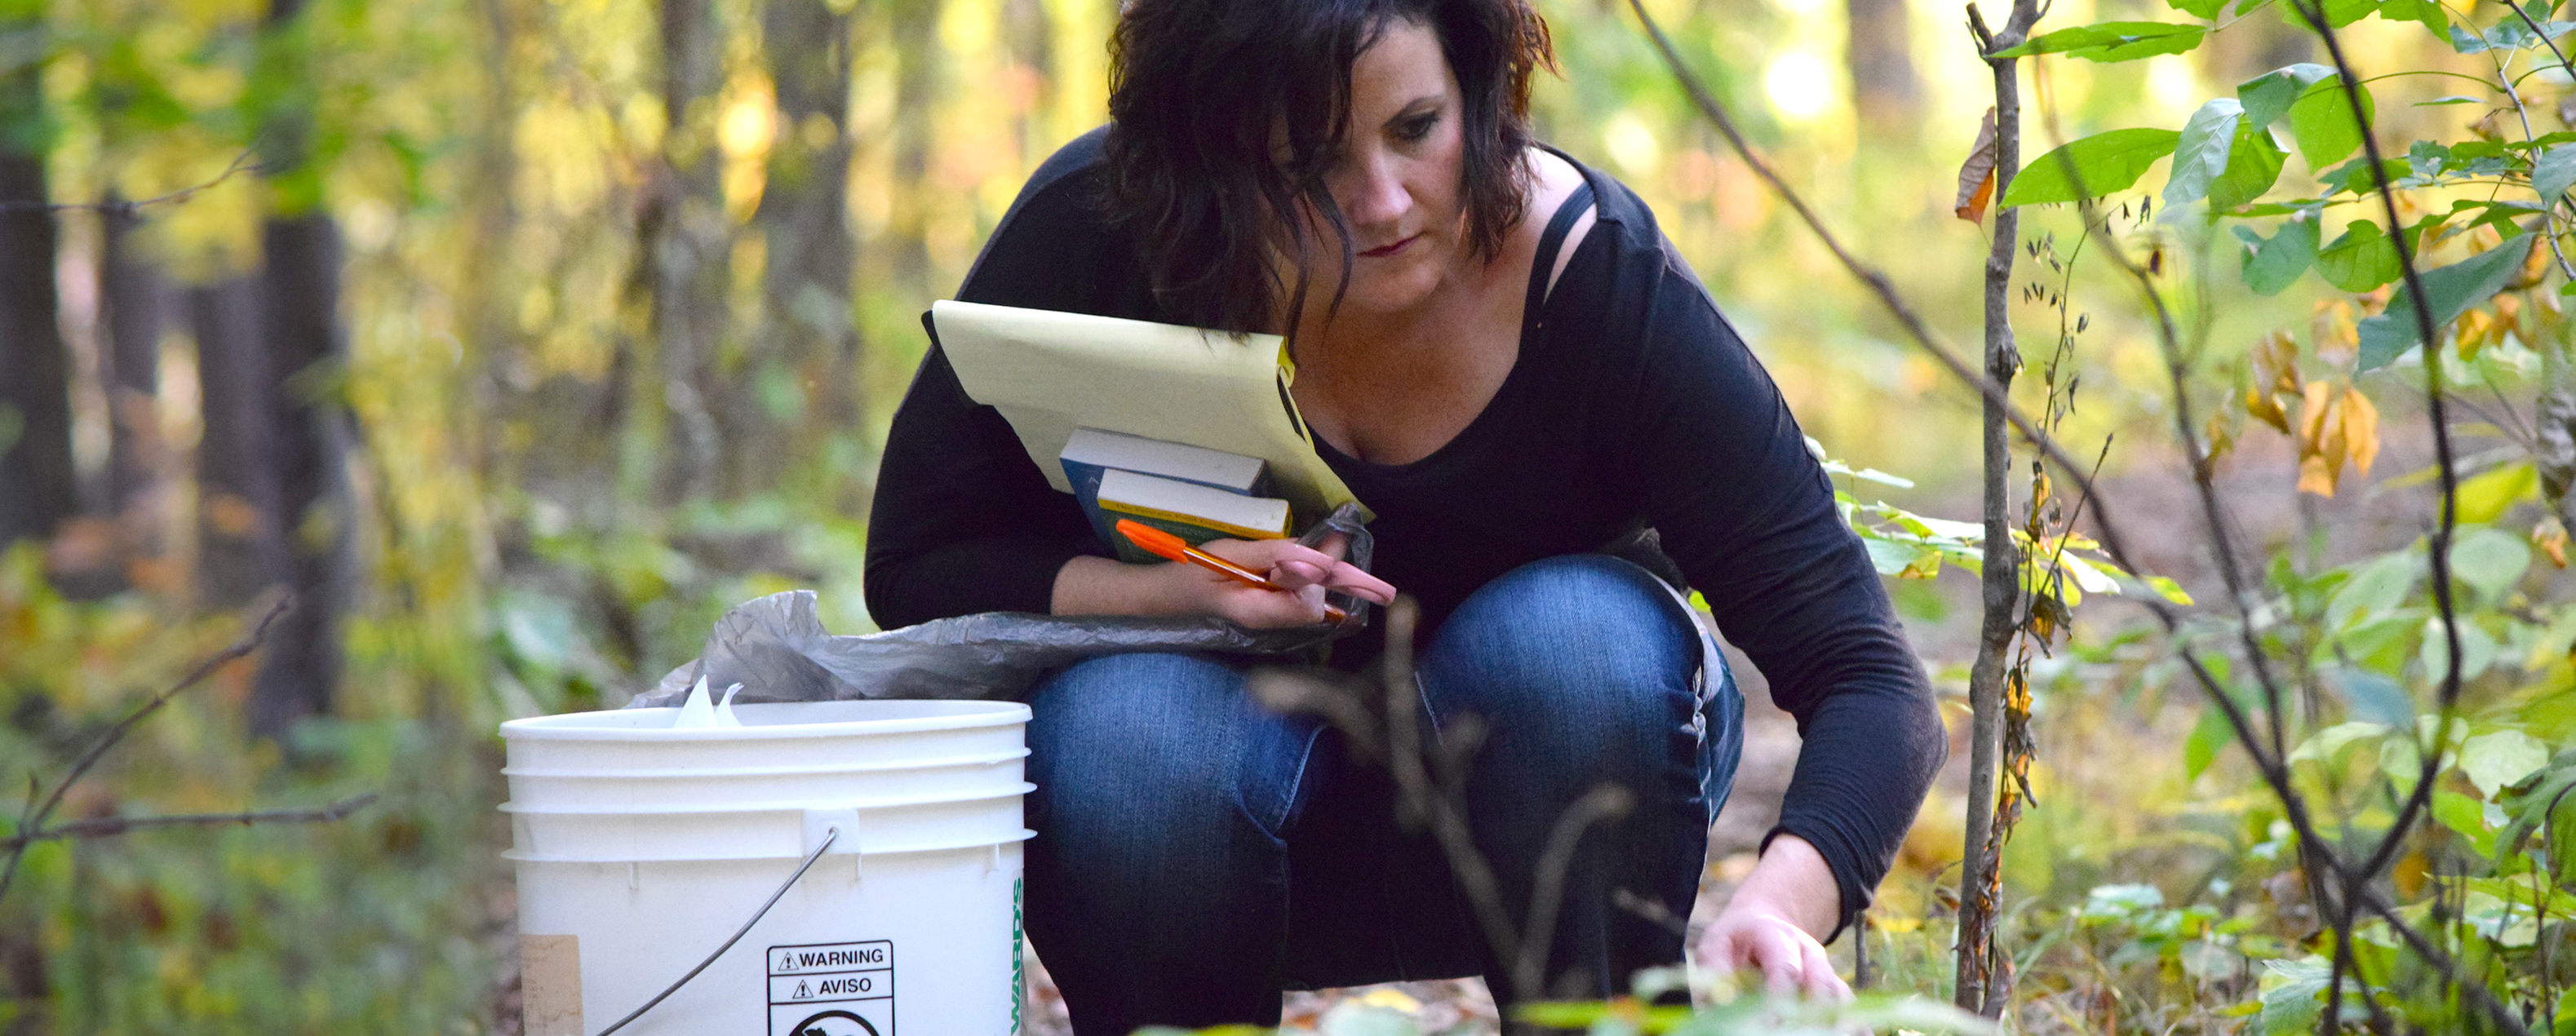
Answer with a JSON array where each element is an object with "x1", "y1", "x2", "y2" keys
[{"x1": 503, "y1": 700, "x2": 1035, "y2": 1036}]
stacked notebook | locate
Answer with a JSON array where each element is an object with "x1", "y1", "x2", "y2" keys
[{"x1": 1059, "y1": 427, "x2": 1292, "y2": 564}]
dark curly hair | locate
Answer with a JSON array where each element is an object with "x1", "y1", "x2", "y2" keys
[{"x1": 1103, "y1": 0, "x2": 1554, "y2": 334}]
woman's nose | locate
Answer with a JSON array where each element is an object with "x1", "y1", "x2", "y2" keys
[{"x1": 1338, "y1": 152, "x2": 1410, "y2": 227}]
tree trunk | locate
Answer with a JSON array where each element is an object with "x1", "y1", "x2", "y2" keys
[
  {"x1": 249, "y1": 215, "x2": 353, "y2": 737},
  {"x1": 744, "y1": 0, "x2": 858, "y2": 491},
  {"x1": 0, "y1": 20, "x2": 72, "y2": 551},
  {"x1": 189, "y1": 278, "x2": 285, "y2": 609},
  {"x1": 100, "y1": 204, "x2": 166, "y2": 531},
  {"x1": 1847, "y1": 0, "x2": 1920, "y2": 136},
  {"x1": 637, "y1": 0, "x2": 729, "y2": 503},
  {"x1": 886, "y1": 0, "x2": 943, "y2": 301},
  {"x1": 241, "y1": 0, "x2": 356, "y2": 739}
]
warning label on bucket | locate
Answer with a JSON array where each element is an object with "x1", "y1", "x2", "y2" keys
[{"x1": 767, "y1": 941, "x2": 893, "y2": 1036}]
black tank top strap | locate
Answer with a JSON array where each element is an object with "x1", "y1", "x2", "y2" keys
[{"x1": 1522, "y1": 181, "x2": 1597, "y2": 327}]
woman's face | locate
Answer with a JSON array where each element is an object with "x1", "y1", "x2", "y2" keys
[{"x1": 1292, "y1": 18, "x2": 1468, "y2": 321}]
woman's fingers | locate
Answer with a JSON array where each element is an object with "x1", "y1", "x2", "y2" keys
[
  {"x1": 1213, "y1": 539, "x2": 1399, "y2": 605},
  {"x1": 1755, "y1": 928, "x2": 1804, "y2": 996},
  {"x1": 1798, "y1": 932, "x2": 1849, "y2": 1002},
  {"x1": 1701, "y1": 914, "x2": 1847, "y2": 1003}
]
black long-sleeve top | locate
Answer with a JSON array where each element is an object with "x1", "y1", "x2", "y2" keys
[{"x1": 864, "y1": 127, "x2": 1944, "y2": 934}]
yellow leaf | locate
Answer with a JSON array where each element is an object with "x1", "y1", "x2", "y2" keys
[
  {"x1": 2342, "y1": 385, "x2": 2379, "y2": 480},
  {"x1": 2536, "y1": 516, "x2": 2568, "y2": 569},
  {"x1": 2313, "y1": 299, "x2": 2359, "y2": 364},
  {"x1": 2299, "y1": 453, "x2": 2340, "y2": 497},
  {"x1": 2456, "y1": 309, "x2": 2492, "y2": 359},
  {"x1": 2246, "y1": 331, "x2": 2299, "y2": 433}
]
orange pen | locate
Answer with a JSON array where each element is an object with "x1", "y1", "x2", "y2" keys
[{"x1": 1115, "y1": 519, "x2": 1348, "y2": 622}]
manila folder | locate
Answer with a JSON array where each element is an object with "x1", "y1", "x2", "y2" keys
[{"x1": 931, "y1": 299, "x2": 1367, "y2": 525}]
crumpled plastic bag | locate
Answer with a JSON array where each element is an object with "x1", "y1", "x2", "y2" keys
[{"x1": 626, "y1": 504, "x2": 1374, "y2": 708}]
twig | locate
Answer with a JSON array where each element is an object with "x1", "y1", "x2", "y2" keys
[
  {"x1": 0, "y1": 149, "x2": 267, "y2": 216},
  {"x1": 1619, "y1": 0, "x2": 2156, "y2": 600},
  {"x1": 1515, "y1": 784, "x2": 1636, "y2": 996},
  {"x1": 0, "y1": 594, "x2": 293, "y2": 905},
  {"x1": 1957, "y1": 0, "x2": 2042, "y2": 1016},
  {"x1": 2289, "y1": 0, "x2": 2468, "y2": 897},
  {"x1": 1375, "y1": 598, "x2": 1533, "y2": 998},
  {"x1": 0, "y1": 792, "x2": 379, "y2": 851}
]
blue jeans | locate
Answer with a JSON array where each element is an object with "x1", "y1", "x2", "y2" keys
[{"x1": 1022, "y1": 555, "x2": 1745, "y2": 1036}]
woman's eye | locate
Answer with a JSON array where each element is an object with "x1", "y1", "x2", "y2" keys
[{"x1": 1394, "y1": 113, "x2": 1439, "y2": 142}]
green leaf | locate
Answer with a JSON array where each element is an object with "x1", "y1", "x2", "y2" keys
[
  {"x1": 2315, "y1": 219, "x2": 2402, "y2": 294},
  {"x1": 2450, "y1": 526, "x2": 2533, "y2": 604},
  {"x1": 2147, "y1": 575, "x2": 2196, "y2": 604},
  {"x1": 2166, "y1": 99, "x2": 2244, "y2": 208},
  {"x1": 2463, "y1": 729, "x2": 2551, "y2": 798},
  {"x1": 2003, "y1": 128, "x2": 2184, "y2": 207},
  {"x1": 2323, "y1": 155, "x2": 2411, "y2": 196},
  {"x1": 2537, "y1": 144, "x2": 2576, "y2": 207},
  {"x1": 2186, "y1": 681, "x2": 2263, "y2": 778},
  {"x1": 2356, "y1": 232, "x2": 2535, "y2": 372},
  {"x1": 2321, "y1": 0, "x2": 2376, "y2": 27},
  {"x1": 1989, "y1": 20, "x2": 2210, "y2": 61},
  {"x1": 2287, "y1": 77, "x2": 2375, "y2": 170},
  {"x1": 2329, "y1": 551, "x2": 2419, "y2": 629},
  {"x1": 2432, "y1": 789, "x2": 2500, "y2": 857},
  {"x1": 2415, "y1": 95, "x2": 2485, "y2": 106},
  {"x1": 2423, "y1": 617, "x2": 2501, "y2": 684},
  {"x1": 2240, "y1": 216, "x2": 2320, "y2": 294},
  {"x1": 2211, "y1": 119, "x2": 2290, "y2": 210},
  {"x1": 2339, "y1": 667, "x2": 2415, "y2": 727},
  {"x1": 2167, "y1": 0, "x2": 2227, "y2": 15},
  {"x1": 2457, "y1": 462, "x2": 2539, "y2": 524},
  {"x1": 2258, "y1": 959, "x2": 2330, "y2": 1036},
  {"x1": 2379, "y1": 0, "x2": 2448, "y2": 33},
  {"x1": 2549, "y1": 792, "x2": 2576, "y2": 885},
  {"x1": 2238, "y1": 63, "x2": 2338, "y2": 127}
]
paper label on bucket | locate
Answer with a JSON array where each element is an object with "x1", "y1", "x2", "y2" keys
[
  {"x1": 519, "y1": 934, "x2": 583, "y2": 1036},
  {"x1": 768, "y1": 941, "x2": 894, "y2": 1036}
]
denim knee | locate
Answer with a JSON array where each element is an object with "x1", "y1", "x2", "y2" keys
[
  {"x1": 1418, "y1": 554, "x2": 1705, "y2": 768},
  {"x1": 1025, "y1": 652, "x2": 1322, "y2": 847}
]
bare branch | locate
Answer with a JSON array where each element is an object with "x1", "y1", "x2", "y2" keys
[
  {"x1": 0, "y1": 149, "x2": 268, "y2": 216},
  {"x1": 1618, "y1": 0, "x2": 2160, "y2": 598},
  {"x1": 0, "y1": 594, "x2": 294, "y2": 905},
  {"x1": 2286, "y1": 0, "x2": 2468, "y2": 894},
  {"x1": 0, "y1": 793, "x2": 379, "y2": 851}
]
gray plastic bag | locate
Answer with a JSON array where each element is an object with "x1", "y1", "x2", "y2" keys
[{"x1": 626, "y1": 505, "x2": 1373, "y2": 708}]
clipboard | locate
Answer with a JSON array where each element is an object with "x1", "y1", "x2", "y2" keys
[{"x1": 931, "y1": 299, "x2": 1368, "y2": 525}]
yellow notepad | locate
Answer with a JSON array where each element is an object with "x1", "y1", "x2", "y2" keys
[{"x1": 931, "y1": 300, "x2": 1368, "y2": 525}]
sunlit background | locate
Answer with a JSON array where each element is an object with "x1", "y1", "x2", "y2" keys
[{"x1": 0, "y1": 0, "x2": 2547, "y2": 1028}]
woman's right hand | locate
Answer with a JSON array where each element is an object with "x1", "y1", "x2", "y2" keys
[{"x1": 1051, "y1": 538, "x2": 1395, "y2": 629}]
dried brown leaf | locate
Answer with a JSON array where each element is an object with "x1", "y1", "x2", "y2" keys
[
  {"x1": 1955, "y1": 106, "x2": 1999, "y2": 224},
  {"x1": 2246, "y1": 331, "x2": 2299, "y2": 433}
]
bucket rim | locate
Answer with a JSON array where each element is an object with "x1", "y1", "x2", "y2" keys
[
  {"x1": 499, "y1": 699, "x2": 1031, "y2": 741},
  {"x1": 501, "y1": 827, "x2": 1036, "y2": 863},
  {"x1": 498, "y1": 782, "x2": 1034, "y2": 817},
  {"x1": 499, "y1": 747, "x2": 1030, "y2": 780}
]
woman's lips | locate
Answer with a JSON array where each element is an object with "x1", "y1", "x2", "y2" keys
[{"x1": 1359, "y1": 233, "x2": 1419, "y2": 259}]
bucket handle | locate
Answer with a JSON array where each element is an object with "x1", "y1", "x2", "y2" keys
[{"x1": 591, "y1": 825, "x2": 843, "y2": 1036}]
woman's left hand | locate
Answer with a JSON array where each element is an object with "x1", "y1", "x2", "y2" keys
[{"x1": 1695, "y1": 834, "x2": 1851, "y2": 1002}]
